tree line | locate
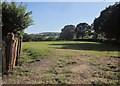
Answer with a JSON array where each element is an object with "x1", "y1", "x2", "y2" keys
[
  {"x1": 23, "y1": 32, "x2": 60, "y2": 42},
  {"x1": 60, "y1": 23, "x2": 93, "y2": 41},
  {"x1": 23, "y1": 22, "x2": 93, "y2": 42}
]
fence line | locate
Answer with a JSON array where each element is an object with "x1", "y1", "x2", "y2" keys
[{"x1": 2, "y1": 33, "x2": 21, "y2": 75}]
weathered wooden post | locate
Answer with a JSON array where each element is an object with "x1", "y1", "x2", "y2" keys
[
  {"x1": 15, "y1": 36, "x2": 22, "y2": 66},
  {"x1": 2, "y1": 33, "x2": 22, "y2": 74},
  {"x1": 13, "y1": 37, "x2": 18, "y2": 68},
  {"x1": 5, "y1": 33, "x2": 13, "y2": 73},
  {"x1": 10, "y1": 34, "x2": 16, "y2": 70}
]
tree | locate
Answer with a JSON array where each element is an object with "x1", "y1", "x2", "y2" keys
[
  {"x1": 75, "y1": 22, "x2": 91, "y2": 39},
  {"x1": 23, "y1": 33, "x2": 32, "y2": 42},
  {"x1": 93, "y1": 2, "x2": 120, "y2": 42},
  {"x1": 2, "y1": 1, "x2": 33, "y2": 37},
  {"x1": 1, "y1": 1, "x2": 33, "y2": 72},
  {"x1": 60, "y1": 25, "x2": 75, "y2": 41}
]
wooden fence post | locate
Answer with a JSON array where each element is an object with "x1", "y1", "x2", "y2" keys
[
  {"x1": 15, "y1": 37, "x2": 22, "y2": 66},
  {"x1": 2, "y1": 33, "x2": 22, "y2": 74},
  {"x1": 13, "y1": 37, "x2": 18, "y2": 68},
  {"x1": 5, "y1": 33, "x2": 13, "y2": 73}
]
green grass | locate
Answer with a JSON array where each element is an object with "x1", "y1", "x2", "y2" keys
[
  {"x1": 21, "y1": 41, "x2": 119, "y2": 63},
  {"x1": 21, "y1": 42, "x2": 53, "y2": 63},
  {"x1": 50, "y1": 41, "x2": 119, "y2": 56}
]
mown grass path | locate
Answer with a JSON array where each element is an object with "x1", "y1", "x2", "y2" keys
[{"x1": 3, "y1": 41, "x2": 120, "y2": 84}]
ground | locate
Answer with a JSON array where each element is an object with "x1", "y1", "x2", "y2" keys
[{"x1": 3, "y1": 41, "x2": 120, "y2": 84}]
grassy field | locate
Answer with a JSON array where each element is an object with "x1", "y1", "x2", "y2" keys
[{"x1": 3, "y1": 41, "x2": 120, "y2": 84}]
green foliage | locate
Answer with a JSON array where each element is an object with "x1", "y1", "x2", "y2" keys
[
  {"x1": 93, "y1": 2, "x2": 120, "y2": 43},
  {"x1": 22, "y1": 32, "x2": 60, "y2": 42},
  {"x1": 59, "y1": 23, "x2": 94, "y2": 41},
  {"x1": 23, "y1": 33, "x2": 32, "y2": 42},
  {"x1": 60, "y1": 25, "x2": 75, "y2": 41},
  {"x1": 2, "y1": 1, "x2": 33, "y2": 37},
  {"x1": 75, "y1": 22, "x2": 91, "y2": 39}
]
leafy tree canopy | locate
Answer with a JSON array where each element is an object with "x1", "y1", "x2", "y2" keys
[
  {"x1": 75, "y1": 22, "x2": 91, "y2": 39},
  {"x1": 60, "y1": 25, "x2": 75, "y2": 41},
  {"x1": 93, "y1": 2, "x2": 120, "y2": 42},
  {"x1": 2, "y1": 1, "x2": 33, "y2": 37}
]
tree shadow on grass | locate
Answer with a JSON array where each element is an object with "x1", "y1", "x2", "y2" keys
[{"x1": 49, "y1": 42, "x2": 119, "y2": 51}]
